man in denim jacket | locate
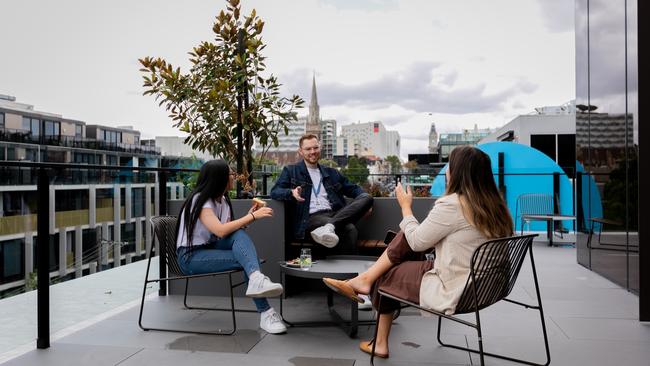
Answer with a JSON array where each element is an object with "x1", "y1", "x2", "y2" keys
[{"x1": 271, "y1": 134, "x2": 373, "y2": 254}]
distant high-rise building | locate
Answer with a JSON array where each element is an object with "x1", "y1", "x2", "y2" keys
[
  {"x1": 438, "y1": 124, "x2": 492, "y2": 158},
  {"x1": 306, "y1": 74, "x2": 320, "y2": 137},
  {"x1": 265, "y1": 116, "x2": 306, "y2": 165},
  {"x1": 340, "y1": 121, "x2": 400, "y2": 159},
  {"x1": 335, "y1": 135, "x2": 355, "y2": 156},
  {"x1": 428, "y1": 123, "x2": 438, "y2": 153},
  {"x1": 320, "y1": 119, "x2": 336, "y2": 160}
]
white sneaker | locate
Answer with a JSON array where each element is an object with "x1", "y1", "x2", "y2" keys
[
  {"x1": 260, "y1": 308, "x2": 287, "y2": 334},
  {"x1": 310, "y1": 223, "x2": 339, "y2": 248},
  {"x1": 358, "y1": 294, "x2": 372, "y2": 311},
  {"x1": 246, "y1": 272, "x2": 283, "y2": 298}
]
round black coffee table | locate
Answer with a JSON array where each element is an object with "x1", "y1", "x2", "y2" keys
[{"x1": 278, "y1": 255, "x2": 377, "y2": 337}]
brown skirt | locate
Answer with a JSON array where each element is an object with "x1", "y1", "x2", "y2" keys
[{"x1": 370, "y1": 230, "x2": 434, "y2": 313}]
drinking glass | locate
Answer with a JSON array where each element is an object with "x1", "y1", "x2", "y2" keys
[{"x1": 300, "y1": 248, "x2": 312, "y2": 271}]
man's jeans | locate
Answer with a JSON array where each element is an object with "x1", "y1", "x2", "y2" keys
[
  {"x1": 176, "y1": 229, "x2": 270, "y2": 313},
  {"x1": 307, "y1": 193, "x2": 374, "y2": 255}
]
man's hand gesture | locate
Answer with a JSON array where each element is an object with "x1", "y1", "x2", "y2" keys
[{"x1": 292, "y1": 186, "x2": 305, "y2": 202}]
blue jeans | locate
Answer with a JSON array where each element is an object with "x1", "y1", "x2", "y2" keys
[{"x1": 176, "y1": 229, "x2": 270, "y2": 313}]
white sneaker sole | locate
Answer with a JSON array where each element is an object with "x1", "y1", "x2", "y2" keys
[
  {"x1": 311, "y1": 231, "x2": 339, "y2": 248},
  {"x1": 246, "y1": 285, "x2": 284, "y2": 298},
  {"x1": 261, "y1": 325, "x2": 287, "y2": 334}
]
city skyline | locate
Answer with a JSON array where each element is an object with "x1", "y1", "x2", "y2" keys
[{"x1": 0, "y1": 0, "x2": 575, "y2": 160}]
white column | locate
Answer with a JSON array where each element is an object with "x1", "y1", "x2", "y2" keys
[
  {"x1": 101, "y1": 222, "x2": 109, "y2": 269},
  {"x1": 145, "y1": 185, "x2": 153, "y2": 257},
  {"x1": 75, "y1": 226, "x2": 83, "y2": 278},
  {"x1": 114, "y1": 239, "x2": 121, "y2": 267},
  {"x1": 153, "y1": 182, "x2": 160, "y2": 216},
  {"x1": 169, "y1": 184, "x2": 177, "y2": 200},
  {"x1": 113, "y1": 185, "x2": 121, "y2": 243},
  {"x1": 49, "y1": 186, "x2": 56, "y2": 234},
  {"x1": 125, "y1": 185, "x2": 132, "y2": 222},
  {"x1": 24, "y1": 233, "x2": 34, "y2": 281},
  {"x1": 59, "y1": 229, "x2": 67, "y2": 277},
  {"x1": 135, "y1": 217, "x2": 143, "y2": 256},
  {"x1": 89, "y1": 186, "x2": 96, "y2": 227}
]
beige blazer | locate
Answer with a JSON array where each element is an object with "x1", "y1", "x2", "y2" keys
[{"x1": 399, "y1": 193, "x2": 487, "y2": 315}]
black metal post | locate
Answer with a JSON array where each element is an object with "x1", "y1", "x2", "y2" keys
[
  {"x1": 158, "y1": 171, "x2": 167, "y2": 296},
  {"x1": 576, "y1": 172, "x2": 584, "y2": 232},
  {"x1": 235, "y1": 29, "x2": 246, "y2": 198},
  {"x1": 552, "y1": 172, "x2": 560, "y2": 214},
  {"x1": 640, "y1": 0, "x2": 649, "y2": 322},
  {"x1": 262, "y1": 173, "x2": 268, "y2": 196},
  {"x1": 37, "y1": 167, "x2": 50, "y2": 349},
  {"x1": 498, "y1": 152, "x2": 506, "y2": 201}
]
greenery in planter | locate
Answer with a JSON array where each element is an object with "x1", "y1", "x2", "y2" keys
[
  {"x1": 342, "y1": 156, "x2": 370, "y2": 185},
  {"x1": 139, "y1": 0, "x2": 304, "y2": 193}
]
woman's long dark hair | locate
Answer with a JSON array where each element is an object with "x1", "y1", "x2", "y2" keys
[
  {"x1": 445, "y1": 146, "x2": 513, "y2": 239},
  {"x1": 175, "y1": 159, "x2": 234, "y2": 246}
]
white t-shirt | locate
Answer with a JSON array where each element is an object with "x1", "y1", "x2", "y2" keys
[
  {"x1": 176, "y1": 195, "x2": 231, "y2": 248},
  {"x1": 307, "y1": 166, "x2": 332, "y2": 214}
]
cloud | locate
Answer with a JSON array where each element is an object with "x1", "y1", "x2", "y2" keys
[
  {"x1": 537, "y1": 0, "x2": 574, "y2": 33},
  {"x1": 281, "y1": 62, "x2": 538, "y2": 115},
  {"x1": 318, "y1": 0, "x2": 398, "y2": 12}
]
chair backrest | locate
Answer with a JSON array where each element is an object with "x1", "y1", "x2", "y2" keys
[
  {"x1": 150, "y1": 215, "x2": 184, "y2": 277},
  {"x1": 455, "y1": 234, "x2": 536, "y2": 314},
  {"x1": 516, "y1": 193, "x2": 554, "y2": 220}
]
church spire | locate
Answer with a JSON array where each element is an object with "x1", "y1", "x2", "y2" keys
[
  {"x1": 310, "y1": 72, "x2": 319, "y2": 109},
  {"x1": 306, "y1": 71, "x2": 320, "y2": 136}
]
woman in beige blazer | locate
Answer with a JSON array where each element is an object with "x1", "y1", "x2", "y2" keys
[{"x1": 324, "y1": 146, "x2": 513, "y2": 358}]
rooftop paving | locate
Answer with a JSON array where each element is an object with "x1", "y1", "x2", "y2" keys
[{"x1": 1, "y1": 241, "x2": 648, "y2": 366}]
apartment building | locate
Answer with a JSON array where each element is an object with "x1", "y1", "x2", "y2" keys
[{"x1": 0, "y1": 95, "x2": 184, "y2": 296}]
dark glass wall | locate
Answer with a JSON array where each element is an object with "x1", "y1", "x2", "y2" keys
[{"x1": 575, "y1": 0, "x2": 641, "y2": 308}]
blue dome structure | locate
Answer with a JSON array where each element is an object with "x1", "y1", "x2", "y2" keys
[
  {"x1": 430, "y1": 142, "x2": 576, "y2": 232},
  {"x1": 576, "y1": 161, "x2": 603, "y2": 231}
]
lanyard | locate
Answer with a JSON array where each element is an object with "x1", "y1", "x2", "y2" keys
[{"x1": 312, "y1": 179, "x2": 322, "y2": 197}]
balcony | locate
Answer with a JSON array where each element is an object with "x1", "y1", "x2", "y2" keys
[
  {"x1": 0, "y1": 162, "x2": 645, "y2": 366},
  {"x1": 0, "y1": 127, "x2": 161, "y2": 156}
]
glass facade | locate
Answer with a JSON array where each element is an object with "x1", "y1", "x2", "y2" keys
[{"x1": 575, "y1": 0, "x2": 640, "y2": 298}]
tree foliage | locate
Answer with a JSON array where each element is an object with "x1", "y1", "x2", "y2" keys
[
  {"x1": 318, "y1": 159, "x2": 338, "y2": 168},
  {"x1": 385, "y1": 155, "x2": 401, "y2": 173},
  {"x1": 139, "y1": 0, "x2": 304, "y2": 190},
  {"x1": 342, "y1": 156, "x2": 369, "y2": 185}
]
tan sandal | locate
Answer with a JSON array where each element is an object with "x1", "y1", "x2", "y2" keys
[
  {"x1": 359, "y1": 339, "x2": 389, "y2": 358},
  {"x1": 322, "y1": 278, "x2": 364, "y2": 304}
]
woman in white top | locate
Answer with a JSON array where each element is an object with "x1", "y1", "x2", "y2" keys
[
  {"x1": 175, "y1": 159, "x2": 287, "y2": 334},
  {"x1": 324, "y1": 146, "x2": 513, "y2": 358}
]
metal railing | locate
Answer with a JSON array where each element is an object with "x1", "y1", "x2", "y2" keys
[{"x1": 0, "y1": 127, "x2": 161, "y2": 155}]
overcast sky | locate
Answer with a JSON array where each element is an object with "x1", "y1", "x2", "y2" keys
[{"x1": 0, "y1": 0, "x2": 575, "y2": 160}]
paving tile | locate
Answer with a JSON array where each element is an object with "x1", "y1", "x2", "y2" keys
[
  {"x1": 0, "y1": 342, "x2": 141, "y2": 366},
  {"x1": 466, "y1": 334, "x2": 650, "y2": 366},
  {"x1": 117, "y1": 348, "x2": 354, "y2": 366},
  {"x1": 551, "y1": 316, "x2": 650, "y2": 342}
]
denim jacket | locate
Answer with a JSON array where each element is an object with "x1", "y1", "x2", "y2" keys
[{"x1": 270, "y1": 160, "x2": 364, "y2": 239}]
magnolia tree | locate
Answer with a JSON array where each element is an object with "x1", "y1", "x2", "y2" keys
[{"x1": 139, "y1": 0, "x2": 304, "y2": 193}]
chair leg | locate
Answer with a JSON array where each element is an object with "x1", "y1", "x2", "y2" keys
[
  {"x1": 370, "y1": 295, "x2": 382, "y2": 366},
  {"x1": 436, "y1": 254, "x2": 551, "y2": 366},
  {"x1": 474, "y1": 307, "x2": 485, "y2": 366},
  {"x1": 138, "y1": 255, "x2": 154, "y2": 331}
]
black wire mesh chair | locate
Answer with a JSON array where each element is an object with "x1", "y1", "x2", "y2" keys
[
  {"x1": 138, "y1": 215, "x2": 258, "y2": 335},
  {"x1": 371, "y1": 234, "x2": 550, "y2": 366}
]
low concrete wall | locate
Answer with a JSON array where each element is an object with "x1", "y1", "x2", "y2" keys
[
  {"x1": 167, "y1": 196, "x2": 437, "y2": 296},
  {"x1": 356, "y1": 197, "x2": 436, "y2": 240}
]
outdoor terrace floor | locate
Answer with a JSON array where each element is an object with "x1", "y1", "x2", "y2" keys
[{"x1": 1, "y1": 241, "x2": 649, "y2": 366}]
